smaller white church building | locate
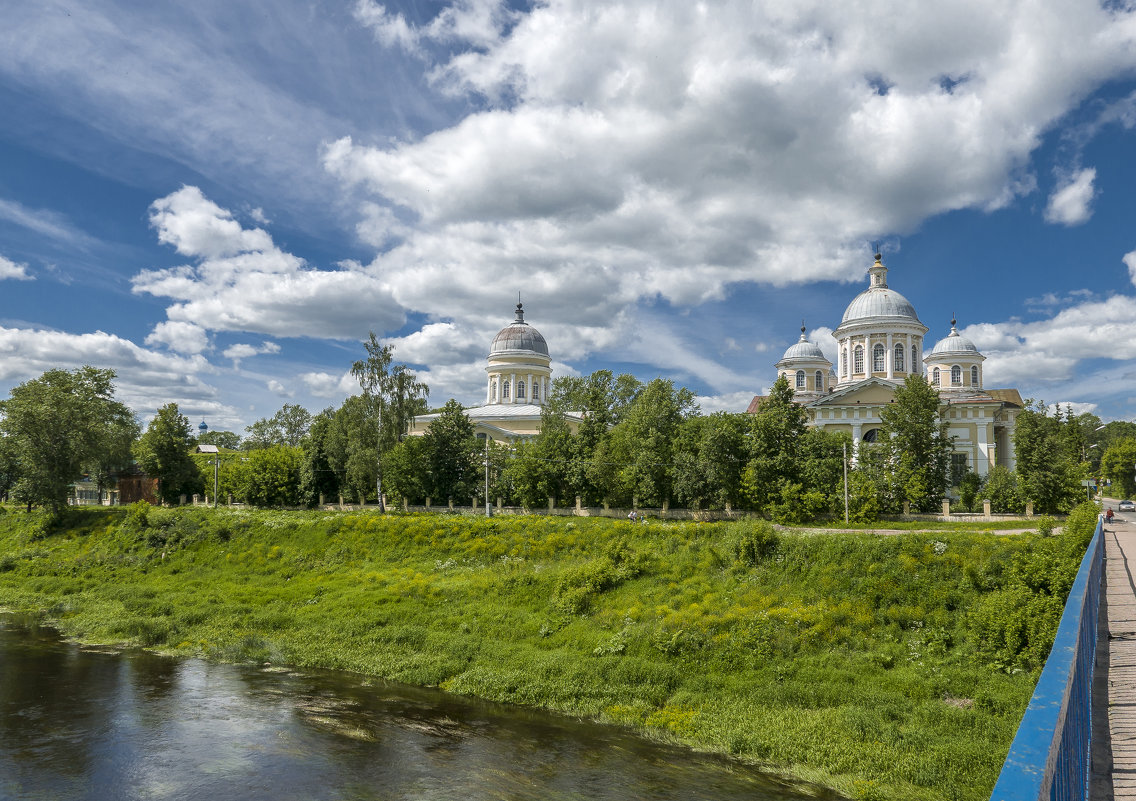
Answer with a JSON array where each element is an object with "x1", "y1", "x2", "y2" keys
[
  {"x1": 749, "y1": 254, "x2": 1022, "y2": 478},
  {"x1": 409, "y1": 302, "x2": 584, "y2": 443}
]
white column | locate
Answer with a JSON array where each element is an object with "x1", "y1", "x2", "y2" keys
[
  {"x1": 885, "y1": 333, "x2": 893, "y2": 379},
  {"x1": 511, "y1": 372, "x2": 517, "y2": 404},
  {"x1": 976, "y1": 421, "x2": 991, "y2": 477},
  {"x1": 851, "y1": 422, "x2": 863, "y2": 466},
  {"x1": 527, "y1": 373, "x2": 533, "y2": 404},
  {"x1": 486, "y1": 374, "x2": 493, "y2": 405}
]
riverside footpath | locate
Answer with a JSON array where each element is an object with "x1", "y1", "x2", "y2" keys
[{"x1": 1093, "y1": 500, "x2": 1136, "y2": 799}]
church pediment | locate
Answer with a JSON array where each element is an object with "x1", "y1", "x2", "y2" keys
[{"x1": 808, "y1": 377, "x2": 898, "y2": 406}]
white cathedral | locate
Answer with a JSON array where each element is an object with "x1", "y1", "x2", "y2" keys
[
  {"x1": 749, "y1": 253, "x2": 1021, "y2": 477},
  {"x1": 413, "y1": 254, "x2": 1022, "y2": 480},
  {"x1": 408, "y1": 302, "x2": 584, "y2": 442}
]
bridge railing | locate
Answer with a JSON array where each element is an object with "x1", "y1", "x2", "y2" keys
[{"x1": 988, "y1": 518, "x2": 1104, "y2": 801}]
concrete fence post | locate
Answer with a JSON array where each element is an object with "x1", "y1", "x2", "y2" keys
[
  {"x1": 942, "y1": 499, "x2": 950, "y2": 518},
  {"x1": 983, "y1": 499, "x2": 992, "y2": 517}
]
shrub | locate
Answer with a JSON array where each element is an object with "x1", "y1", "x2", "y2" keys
[{"x1": 733, "y1": 521, "x2": 780, "y2": 566}]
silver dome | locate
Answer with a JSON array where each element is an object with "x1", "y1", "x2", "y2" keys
[
  {"x1": 780, "y1": 329, "x2": 827, "y2": 361},
  {"x1": 929, "y1": 323, "x2": 979, "y2": 356},
  {"x1": 491, "y1": 303, "x2": 549, "y2": 356},
  {"x1": 841, "y1": 288, "x2": 921, "y2": 323}
]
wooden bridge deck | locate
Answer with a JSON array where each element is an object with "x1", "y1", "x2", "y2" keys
[{"x1": 1093, "y1": 504, "x2": 1136, "y2": 800}]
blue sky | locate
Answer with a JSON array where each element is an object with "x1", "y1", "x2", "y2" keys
[{"x1": 4, "y1": 0, "x2": 1136, "y2": 432}]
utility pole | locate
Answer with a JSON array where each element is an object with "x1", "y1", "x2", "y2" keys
[
  {"x1": 843, "y1": 442, "x2": 850, "y2": 524},
  {"x1": 213, "y1": 457, "x2": 218, "y2": 508}
]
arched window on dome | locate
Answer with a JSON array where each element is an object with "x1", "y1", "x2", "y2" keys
[
  {"x1": 894, "y1": 343, "x2": 905, "y2": 372},
  {"x1": 854, "y1": 345, "x2": 864, "y2": 374},
  {"x1": 532, "y1": 382, "x2": 540, "y2": 401},
  {"x1": 841, "y1": 349, "x2": 848, "y2": 376},
  {"x1": 932, "y1": 368, "x2": 940, "y2": 386},
  {"x1": 951, "y1": 365, "x2": 962, "y2": 386},
  {"x1": 971, "y1": 366, "x2": 979, "y2": 387},
  {"x1": 491, "y1": 379, "x2": 497, "y2": 402},
  {"x1": 911, "y1": 344, "x2": 918, "y2": 371},
  {"x1": 815, "y1": 370, "x2": 824, "y2": 391},
  {"x1": 517, "y1": 380, "x2": 526, "y2": 399},
  {"x1": 795, "y1": 370, "x2": 805, "y2": 389},
  {"x1": 502, "y1": 380, "x2": 510, "y2": 399},
  {"x1": 873, "y1": 344, "x2": 885, "y2": 372}
]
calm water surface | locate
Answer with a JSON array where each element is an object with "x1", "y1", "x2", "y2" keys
[{"x1": 0, "y1": 617, "x2": 834, "y2": 801}]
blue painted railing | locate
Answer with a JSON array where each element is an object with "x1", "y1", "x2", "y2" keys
[{"x1": 989, "y1": 518, "x2": 1104, "y2": 801}]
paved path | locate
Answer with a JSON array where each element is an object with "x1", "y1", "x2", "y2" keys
[{"x1": 1094, "y1": 502, "x2": 1136, "y2": 799}]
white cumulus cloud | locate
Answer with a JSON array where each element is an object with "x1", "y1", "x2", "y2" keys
[
  {"x1": 1044, "y1": 167, "x2": 1097, "y2": 225},
  {"x1": 328, "y1": 0, "x2": 1136, "y2": 389},
  {"x1": 0, "y1": 254, "x2": 32, "y2": 281},
  {"x1": 223, "y1": 341, "x2": 281, "y2": 368},
  {"x1": 134, "y1": 186, "x2": 406, "y2": 340},
  {"x1": 145, "y1": 321, "x2": 209, "y2": 354}
]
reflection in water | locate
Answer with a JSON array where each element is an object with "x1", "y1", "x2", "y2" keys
[{"x1": 0, "y1": 617, "x2": 834, "y2": 801}]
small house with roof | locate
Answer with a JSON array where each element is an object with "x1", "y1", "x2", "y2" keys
[{"x1": 749, "y1": 254, "x2": 1021, "y2": 478}]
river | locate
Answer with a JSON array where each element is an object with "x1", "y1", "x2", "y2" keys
[{"x1": 0, "y1": 616, "x2": 834, "y2": 801}]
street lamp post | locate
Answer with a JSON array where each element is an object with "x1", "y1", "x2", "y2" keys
[
  {"x1": 843, "y1": 442, "x2": 849, "y2": 524},
  {"x1": 484, "y1": 435, "x2": 492, "y2": 517}
]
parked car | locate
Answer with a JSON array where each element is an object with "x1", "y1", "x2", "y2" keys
[{"x1": 1120, "y1": 500, "x2": 1135, "y2": 513}]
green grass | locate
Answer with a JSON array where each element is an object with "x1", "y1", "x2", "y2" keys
[
  {"x1": 0, "y1": 504, "x2": 1094, "y2": 801},
  {"x1": 800, "y1": 519, "x2": 1048, "y2": 532}
]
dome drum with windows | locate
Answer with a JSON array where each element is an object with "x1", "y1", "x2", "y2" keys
[{"x1": 486, "y1": 302, "x2": 551, "y2": 406}]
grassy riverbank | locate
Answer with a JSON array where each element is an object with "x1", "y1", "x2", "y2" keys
[{"x1": 0, "y1": 504, "x2": 1098, "y2": 801}]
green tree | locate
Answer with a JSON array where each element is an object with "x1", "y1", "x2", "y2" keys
[
  {"x1": 422, "y1": 400, "x2": 478, "y2": 503},
  {"x1": 672, "y1": 412, "x2": 748, "y2": 510},
  {"x1": 1101, "y1": 439, "x2": 1136, "y2": 499},
  {"x1": 549, "y1": 370, "x2": 643, "y2": 425},
  {"x1": 880, "y1": 374, "x2": 951, "y2": 513},
  {"x1": 299, "y1": 409, "x2": 340, "y2": 506},
  {"x1": 1014, "y1": 400, "x2": 1086, "y2": 514},
  {"x1": 235, "y1": 445, "x2": 303, "y2": 507},
  {"x1": 797, "y1": 427, "x2": 852, "y2": 516},
  {"x1": 326, "y1": 395, "x2": 377, "y2": 504},
  {"x1": 0, "y1": 367, "x2": 138, "y2": 512},
  {"x1": 136, "y1": 403, "x2": 202, "y2": 505},
  {"x1": 350, "y1": 333, "x2": 429, "y2": 510},
  {"x1": 741, "y1": 375, "x2": 808, "y2": 512},
  {"x1": 959, "y1": 471, "x2": 981, "y2": 512},
  {"x1": 604, "y1": 378, "x2": 697, "y2": 507},
  {"x1": 982, "y1": 465, "x2": 1022, "y2": 513},
  {"x1": 197, "y1": 430, "x2": 241, "y2": 450},
  {"x1": 381, "y1": 435, "x2": 430, "y2": 505}
]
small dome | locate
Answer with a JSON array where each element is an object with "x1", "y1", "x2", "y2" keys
[
  {"x1": 781, "y1": 328, "x2": 826, "y2": 361},
  {"x1": 929, "y1": 321, "x2": 979, "y2": 356},
  {"x1": 490, "y1": 302, "x2": 549, "y2": 356}
]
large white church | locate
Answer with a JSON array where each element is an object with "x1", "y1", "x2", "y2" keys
[{"x1": 749, "y1": 253, "x2": 1021, "y2": 477}]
